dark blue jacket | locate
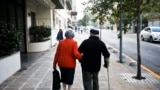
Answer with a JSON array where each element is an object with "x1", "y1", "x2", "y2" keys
[
  {"x1": 78, "y1": 36, "x2": 110, "y2": 72},
  {"x1": 56, "y1": 31, "x2": 63, "y2": 41}
]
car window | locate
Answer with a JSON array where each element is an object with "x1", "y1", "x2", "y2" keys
[
  {"x1": 147, "y1": 28, "x2": 151, "y2": 32},
  {"x1": 144, "y1": 28, "x2": 148, "y2": 31},
  {"x1": 144, "y1": 28, "x2": 150, "y2": 32},
  {"x1": 152, "y1": 28, "x2": 160, "y2": 32}
]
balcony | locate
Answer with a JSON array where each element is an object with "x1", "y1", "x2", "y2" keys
[
  {"x1": 28, "y1": 0, "x2": 56, "y2": 8},
  {"x1": 52, "y1": 0, "x2": 64, "y2": 9},
  {"x1": 66, "y1": 0, "x2": 72, "y2": 10}
]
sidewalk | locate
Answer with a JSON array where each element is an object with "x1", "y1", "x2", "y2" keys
[{"x1": 0, "y1": 31, "x2": 160, "y2": 90}]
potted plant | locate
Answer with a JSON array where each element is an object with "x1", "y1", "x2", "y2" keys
[
  {"x1": 0, "y1": 21, "x2": 21, "y2": 84},
  {"x1": 0, "y1": 22, "x2": 21, "y2": 57},
  {"x1": 29, "y1": 25, "x2": 51, "y2": 52},
  {"x1": 29, "y1": 25, "x2": 51, "y2": 42}
]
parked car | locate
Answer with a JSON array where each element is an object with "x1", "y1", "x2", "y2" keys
[{"x1": 140, "y1": 26, "x2": 160, "y2": 42}]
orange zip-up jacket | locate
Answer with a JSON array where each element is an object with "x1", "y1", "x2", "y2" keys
[{"x1": 53, "y1": 38, "x2": 82, "y2": 68}]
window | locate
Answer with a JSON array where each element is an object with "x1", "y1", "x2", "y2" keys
[{"x1": 30, "y1": 12, "x2": 36, "y2": 26}]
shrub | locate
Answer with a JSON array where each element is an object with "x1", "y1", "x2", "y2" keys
[
  {"x1": 0, "y1": 22, "x2": 21, "y2": 57},
  {"x1": 29, "y1": 25, "x2": 51, "y2": 42}
]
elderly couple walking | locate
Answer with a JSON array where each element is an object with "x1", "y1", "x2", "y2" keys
[{"x1": 53, "y1": 28, "x2": 110, "y2": 90}]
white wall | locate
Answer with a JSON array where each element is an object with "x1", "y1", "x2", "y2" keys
[
  {"x1": 28, "y1": 40, "x2": 51, "y2": 52},
  {"x1": 54, "y1": 9, "x2": 68, "y2": 30},
  {"x1": 26, "y1": 1, "x2": 37, "y2": 52},
  {"x1": 148, "y1": 19, "x2": 160, "y2": 27},
  {"x1": 37, "y1": 7, "x2": 51, "y2": 26},
  {"x1": 26, "y1": 0, "x2": 53, "y2": 52},
  {"x1": 0, "y1": 52, "x2": 20, "y2": 84}
]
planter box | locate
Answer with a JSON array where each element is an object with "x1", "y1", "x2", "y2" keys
[
  {"x1": 0, "y1": 51, "x2": 21, "y2": 84},
  {"x1": 28, "y1": 40, "x2": 51, "y2": 52}
]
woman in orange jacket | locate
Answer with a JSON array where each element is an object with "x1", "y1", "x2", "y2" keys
[{"x1": 53, "y1": 29, "x2": 82, "y2": 90}]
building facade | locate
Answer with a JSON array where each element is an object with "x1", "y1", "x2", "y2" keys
[{"x1": 0, "y1": 0, "x2": 73, "y2": 84}]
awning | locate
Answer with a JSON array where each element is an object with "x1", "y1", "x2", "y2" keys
[
  {"x1": 52, "y1": 0, "x2": 64, "y2": 9},
  {"x1": 66, "y1": 0, "x2": 72, "y2": 10}
]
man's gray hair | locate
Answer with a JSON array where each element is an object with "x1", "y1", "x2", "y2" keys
[{"x1": 65, "y1": 30, "x2": 75, "y2": 38}]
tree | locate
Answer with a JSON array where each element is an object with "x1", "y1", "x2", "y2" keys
[
  {"x1": 84, "y1": 0, "x2": 160, "y2": 80},
  {"x1": 77, "y1": 19, "x2": 82, "y2": 26},
  {"x1": 81, "y1": 14, "x2": 90, "y2": 26}
]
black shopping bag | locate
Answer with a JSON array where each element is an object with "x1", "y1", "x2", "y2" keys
[{"x1": 52, "y1": 69, "x2": 61, "y2": 90}]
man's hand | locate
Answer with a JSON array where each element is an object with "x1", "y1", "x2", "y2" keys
[{"x1": 103, "y1": 57, "x2": 109, "y2": 68}]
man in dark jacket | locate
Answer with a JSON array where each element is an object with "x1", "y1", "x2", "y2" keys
[{"x1": 78, "y1": 29, "x2": 110, "y2": 90}]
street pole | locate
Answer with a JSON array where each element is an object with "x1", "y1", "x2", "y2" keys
[
  {"x1": 140, "y1": 14, "x2": 142, "y2": 31},
  {"x1": 100, "y1": 24, "x2": 102, "y2": 40},
  {"x1": 119, "y1": 0, "x2": 123, "y2": 63}
]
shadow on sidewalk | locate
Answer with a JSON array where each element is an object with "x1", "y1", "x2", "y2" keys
[{"x1": 20, "y1": 52, "x2": 46, "y2": 71}]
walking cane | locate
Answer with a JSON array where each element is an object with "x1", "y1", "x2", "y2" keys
[
  {"x1": 104, "y1": 57, "x2": 110, "y2": 90},
  {"x1": 107, "y1": 67, "x2": 110, "y2": 90}
]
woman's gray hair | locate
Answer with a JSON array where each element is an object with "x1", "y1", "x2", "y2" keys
[{"x1": 65, "y1": 30, "x2": 75, "y2": 38}]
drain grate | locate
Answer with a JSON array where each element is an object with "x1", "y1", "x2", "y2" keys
[{"x1": 119, "y1": 73, "x2": 160, "y2": 84}]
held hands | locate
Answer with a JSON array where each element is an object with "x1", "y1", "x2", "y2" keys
[
  {"x1": 53, "y1": 65, "x2": 56, "y2": 70},
  {"x1": 103, "y1": 57, "x2": 109, "y2": 68}
]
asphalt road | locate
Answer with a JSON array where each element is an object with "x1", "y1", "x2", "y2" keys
[{"x1": 101, "y1": 30, "x2": 160, "y2": 75}]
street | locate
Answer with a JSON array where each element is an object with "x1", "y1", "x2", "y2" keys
[{"x1": 101, "y1": 30, "x2": 160, "y2": 76}]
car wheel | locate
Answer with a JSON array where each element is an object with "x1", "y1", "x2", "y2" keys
[
  {"x1": 150, "y1": 36, "x2": 153, "y2": 42},
  {"x1": 141, "y1": 35, "x2": 144, "y2": 41}
]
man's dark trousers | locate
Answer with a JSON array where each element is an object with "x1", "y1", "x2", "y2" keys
[{"x1": 82, "y1": 69, "x2": 99, "y2": 90}]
